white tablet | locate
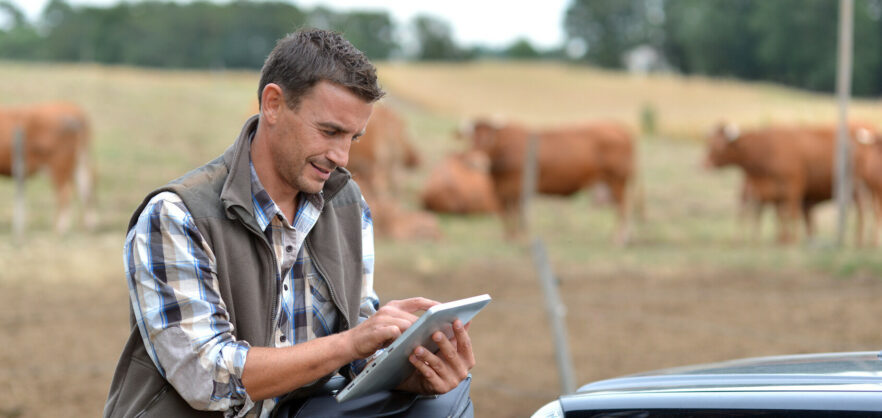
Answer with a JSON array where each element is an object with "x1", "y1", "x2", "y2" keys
[{"x1": 334, "y1": 294, "x2": 492, "y2": 403}]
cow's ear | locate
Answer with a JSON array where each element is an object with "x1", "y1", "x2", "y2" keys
[{"x1": 723, "y1": 122, "x2": 741, "y2": 142}]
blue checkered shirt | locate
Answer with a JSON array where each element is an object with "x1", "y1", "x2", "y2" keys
[{"x1": 124, "y1": 163, "x2": 379, "y2": 417}]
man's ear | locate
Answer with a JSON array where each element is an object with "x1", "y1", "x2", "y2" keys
[{"x1": 260, "y1": 83, "x2": 285, "y2": 124}]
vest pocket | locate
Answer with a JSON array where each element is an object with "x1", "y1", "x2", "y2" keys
[{"x1": 134, "y1": 384, "x2": 169, "y2": 418}]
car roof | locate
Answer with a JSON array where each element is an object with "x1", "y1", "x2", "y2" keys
[{"x1": 561, "y1": 351, "x2": 882, "y2": 413}]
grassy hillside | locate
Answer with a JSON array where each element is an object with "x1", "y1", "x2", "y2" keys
[
  {"x1": 378, "y1": 61, "x2": 882, "y2": 140},
  {"x1": 1, "y1": 60, "x2": 882, "y2": 417}
]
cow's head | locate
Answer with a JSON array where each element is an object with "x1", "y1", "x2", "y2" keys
[
  {"x1": 705, "y1": 122, "x2": 742, "y2": 168},
  {"x1": 457, "y1": 117, "x2": 504, "y2": 153}
]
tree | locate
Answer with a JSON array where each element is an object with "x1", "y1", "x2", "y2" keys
[
  {"x1": 0, "y1": 1, "x2": 41, "y2": 59},
  {"x1": 331, "y1": 11, "x2": 397, "y2": 60},
  {"x1": 564, "y1": 0, "x2": 664, "y2": 68},
  {"x1": 412, "y1": 14, "x2": 462, "y2": 61},
  {"x1": 504, "y1": 38, "x2": 540, "y2": 59},
  {"x1": 661, "y1": 0, "x2": 760, "y2": 78}
]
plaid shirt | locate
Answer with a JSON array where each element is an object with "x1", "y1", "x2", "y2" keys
[{"x1": 124, "y1": 164, "x2": 378, "y2": 418}]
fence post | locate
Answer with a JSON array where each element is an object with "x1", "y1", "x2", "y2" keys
[
  {"x1": 835, "y1": 0, "x2": 854, "y2": 247},
  {"x1": 522, "y1": 131, "x2": 577, "y2": 394},
  {"x1": 520, "y1": 133, "x2": 539, "y2": 234},
  {"x1": 12, "y1": 125, "x2": 26, "y2": 239},
  {"x1": 531, "y1": 238, "x2": 577, "y2": 394}
]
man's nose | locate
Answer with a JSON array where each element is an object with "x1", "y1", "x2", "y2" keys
[{"x1": 327, "y1": 140, "x2": 350, "y2": 168}]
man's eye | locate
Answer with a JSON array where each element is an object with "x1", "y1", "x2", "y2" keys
[{"x1": 323, "y1": 130, "x2": 338, "y2": 136}]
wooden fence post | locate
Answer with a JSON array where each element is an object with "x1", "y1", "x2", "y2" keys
[
  {"x1": 835, "y1": 0, "x2": 854, "y2": 246},
  {"x1": 520, "y1": 133, "x2": 539, "y2": 234},
  {"x1": 12, "y1": 125, "x2": 26, "y2": 239},
  {"x1": 531, "y1": 238, "x2": 577, "y2": 394},
  {"x1": 522, "y1": 131, "x2": 577, "y2": 394}
]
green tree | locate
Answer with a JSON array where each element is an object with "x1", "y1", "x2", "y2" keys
[
  {"x1": 504, "y1": 38, "x2": 540, "y2": 59},
  {"x1": 412, "y1": 14, "x2": 462, "y2": 60},
  {"x1": 749, "y1": 0, "x2": 839, "y2": 92},
  {"x1": 330, "y1": 11, "x2": 397, "y2": 60},
  {"x1": 661, "y1": 0, "x2": 760, "y2": 78},
  {"x1": 0, "y1": 1, "x2": 41, "y2": 59},
  {"x1": 564, "y1": 0, "x2": 664, "y2": 68}
]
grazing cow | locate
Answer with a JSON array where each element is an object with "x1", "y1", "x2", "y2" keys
[
  {"x1": 0, "y1": 102, "x2": 96, "y2": 233},
  {"x1": 705, "y1": 122, "x2": 867, "y2": 244},
  {"x1": 421, "y1": 149, "x2": 499, "y2": 214},
  {"x1": 348, "y1": 104, "x2": 420, "y2": 199},
  {"x1": 461, "y1": 118, "x2": 636, "y2": 245}
]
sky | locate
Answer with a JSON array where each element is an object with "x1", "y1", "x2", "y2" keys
[{"x1": 16, "y1": 0, "x2": 570, "y2": 49}]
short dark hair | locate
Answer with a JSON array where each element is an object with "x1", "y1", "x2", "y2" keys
[{"x1": 258, "y1": 28, "x2": 385, "y2": 109}]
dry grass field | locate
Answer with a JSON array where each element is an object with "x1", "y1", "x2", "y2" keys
[{"x1": 2, "y1": 60, "x2": 882, "y2": 417}]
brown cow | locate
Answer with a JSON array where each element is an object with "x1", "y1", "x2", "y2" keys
[
  {"x1": 0, "y1": 102, "x2": 96, "y2": 233},
  {"x1": 705, "y1": 122, "x2": 867, "y2": 244},
  {"x1": 462, "y1": 118, "x2": 636, "y2": 245},
  {"x1": 348, "y1": 104, "x2": 420, "y2": 200},
  {"x1": 420, "y1": 149, "x2": 499, "y2": 214}
]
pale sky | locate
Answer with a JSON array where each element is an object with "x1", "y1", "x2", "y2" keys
[{"x1": 16, "y1": 0, "x2": 569, "y2": 49}]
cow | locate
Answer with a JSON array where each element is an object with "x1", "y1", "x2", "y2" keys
[
  {"x1": 420, "y1": 149, "x2": 499, "y2": 214},
  {"x1": 460, "y1": 118, "x2": 637, "y2": 245},
  {"x1": 705, "y1": 122, "x2": 867, "y2": 244},
  {"x1": 0, "y1": 102, "x2": 96, "y2": 233},
  {"x1": 347, "y1": 104, "x2": 420, "y2": 200}
]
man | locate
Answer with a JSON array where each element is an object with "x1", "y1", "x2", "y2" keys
[{"x1": 104, "y1": 29, "x2": 475, "y2": 418}]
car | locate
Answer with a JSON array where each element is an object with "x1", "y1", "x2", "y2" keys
[{"x1": 531, "y1": 351, "x2": 882, "y2": 417}]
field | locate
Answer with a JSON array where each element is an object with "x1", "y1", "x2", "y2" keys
[{"x1": 3, "y1": 60, "x2": 882, "y2": 417}]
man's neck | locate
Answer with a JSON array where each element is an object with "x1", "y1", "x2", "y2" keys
[{"x1": 251, "y1": 128, "x2": 301, "y2": 222}]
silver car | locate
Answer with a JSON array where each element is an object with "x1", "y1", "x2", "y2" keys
[{"x1": 532, "y1": 351, "x2": 882, "y2": 417}]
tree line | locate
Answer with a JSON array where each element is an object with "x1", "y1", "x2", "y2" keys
[
  {"x1": 566, "y1": 0, "x2": 882, "y2": 96},
  {"x1": 2, "y1": 0, "x2": 882, "y2": 96}
]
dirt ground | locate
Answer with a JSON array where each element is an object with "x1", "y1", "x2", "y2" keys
[{"x1": 2, "y1": 233, "x2": 882, "y2": 418}]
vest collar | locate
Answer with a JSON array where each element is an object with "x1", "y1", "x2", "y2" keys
[{"x1": 220, "y1": 115, "x2": 353, "y2": 221}]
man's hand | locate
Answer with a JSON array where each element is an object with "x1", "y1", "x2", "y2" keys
[
  {"x1": 345, "y1": 297, "x2": 439, "y2": 359},
  {"x1": 397, "y1": 319, "x2": 475, "y2": 395}
]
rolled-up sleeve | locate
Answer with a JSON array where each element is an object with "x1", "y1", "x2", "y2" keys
[{"x1": 124, "y1": 192, "x2": 254, "y2": 417}]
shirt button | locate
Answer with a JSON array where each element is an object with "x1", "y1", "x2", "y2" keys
[
  {"x1": 284, "y1": 284, "x2": 289, "y2": 291},
  {"x1": 280, "y1": 335, "x2": 287, "y2": 342},
  {"x1": 285, "y1": 245, "x2": 293, "y2": 253}
]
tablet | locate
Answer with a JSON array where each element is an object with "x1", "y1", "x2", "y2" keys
[{"x1": 334, "y1": 294, "x2": 492, "y2": 403}]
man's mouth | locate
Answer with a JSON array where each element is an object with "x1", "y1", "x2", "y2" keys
[{"x1": 311, "y1": 162, "x2": 333, "y2": 179}]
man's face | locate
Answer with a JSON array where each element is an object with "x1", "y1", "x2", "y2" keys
[{"x1": 269, "y1": 81, "x2": 373, "y2": 195}]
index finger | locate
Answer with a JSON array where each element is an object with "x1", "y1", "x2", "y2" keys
[{"x1": 388, "y1": 297, "x2": 440, "y2": 313}]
